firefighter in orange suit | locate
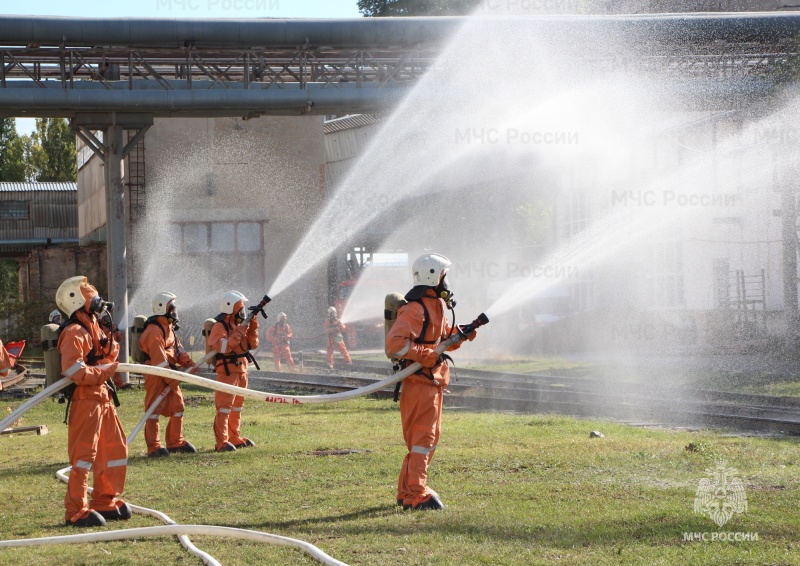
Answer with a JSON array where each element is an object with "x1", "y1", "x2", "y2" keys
[
  {"x1": 386, "y1": 254, "x2": 476, "y2": 511},
  {"x1": 0, "y1": 338, "x2": 12, "y2": 391},
  {"x1": 56, "y1": 276, "x2": 130, "y2": 527},
  {"x1": 324, "y1": 306, "x2": 352, "y2": 369},
  {"x1": 266, "y1": 312, "x2": 296, "y2": 371},
  {"x1": 140, "y1": 292, "x2": 198, "y2": 458},
  {"x1": 208, "y1": 290, "x2": 259, "y2": 452}
]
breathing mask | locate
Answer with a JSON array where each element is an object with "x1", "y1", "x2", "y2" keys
[
  {"x1": 168, "y1": 304, "x2": 180, "y2": 330},
  {"x1": 235, "y1": 307, "x2": 246, "y2": 325},
  {"x1": 435, "y1": 274, "x2": 456, "y2": 309}
]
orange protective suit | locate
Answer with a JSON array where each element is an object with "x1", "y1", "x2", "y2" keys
[
  {"x1": 208, "y1": 303, "x2": 259, "y2": 451},
  {"x1": 325, "y1": 318, "x2": 351, "y2": 368},
  {"x1": 139, "y1": 316, "x2": 195, "y2": 455},
  {"x1": 108, "y1": 325, "x2": 128, "y2": 389},
  {"x1": 266, "y1": 321, "x2": 295, "y2": 371},
  {"x1": 0, "y1": 338, "x2": 12, "y2": 391},
  {"x1": 385, "y1": 289, "x2": 464, "y2": 509},
  {"x1": 58, "y1": 295, "x2": 125, "y2": 524}
]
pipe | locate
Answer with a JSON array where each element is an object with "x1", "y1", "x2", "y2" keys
[
  {"x1": 0, "y1": 87, "x2": 407, "y2": 117},
  {"x1": 1, "y1": 14, "x2": 800, "y2": 49},
  {"x1": 0, "y1": 238, "x2": 80, "y2": 246}
]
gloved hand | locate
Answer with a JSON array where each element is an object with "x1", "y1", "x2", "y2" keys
[
  {"x1": 458, "y1": 326, "x2": 478, "y2": 341},
  {"x1": 99, "y1": 362, "x2": 120, "y2": 380},
  {"x1": 186, "y1": 364, "x2": 198, "y2": 375},
  {"x1": 420, "y1": 348, "x2": 440, "y2": 368},
  {"x1": 248, "y1": 316, "x2": 259, "y2": 330}
]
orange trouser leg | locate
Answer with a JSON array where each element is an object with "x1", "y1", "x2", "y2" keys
[
  {"x1": 272, "y1": 347, "x2": 282, "y2": 371},
  {"x1": 326, "y1": 346, "x2": 334, "y2": 366},
  {"x1": 65, "y1": 399, "x2": 102, "y2": 522},
  {"x1": 165, "y1": 387, "x2": 187, "y2": 449},
  {"x1": 65, "y1": 399, "x2": 128, "y2": 521},
  {"x1": 227, "y1": 373, "x2": 247, "y2": 445},
  {"x1": 338, "y1": 342, "x2": 352, "y2": 364},
  {"x1": 90, "y1": 403, "x2": 128, "y2": 513},
  {"x1": 143, "y1": 375, "x2": 168, "y2": 454},
  {"x1": 215, "y1": 372, "x2": 246, "y2": 450},
  {"x1": 397, "y1": 380, "x2": 443, "y2": 505},
  {"x1": 280, "y1": 346, "x2": 295, "y2": 370}
]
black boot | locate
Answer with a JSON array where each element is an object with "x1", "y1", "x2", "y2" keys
[
  {"x1": 66, "y1": 510, "x2": 106, "y2": 527},
  {"x1": 168, "y1": 441, "x2": 197, "y2": 454},
  {"x1": 410, "y1": 493, "x2": 445, "y2": 511},
  {"x1": 216, "y1": 442, "x2": 237, "y2": 452},
  {"x1": 148, "y1": 447, "x2": 170, "y2": 458},
  {"x1": 233, "y1": 438, "x2": 255, "y2": 449},
  {"x1": 97, "y1": 502, "x2": 132, "y2": 522}
]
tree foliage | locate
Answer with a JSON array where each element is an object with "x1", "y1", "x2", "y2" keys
[
  {"x1": 358, "y1": 0, "x2": 481, "y2": 17},
  {"x1": 0, "y1": 118, "x2": 27, "y2": 182},
  {"x1": 29, "y1": 118, "x2": 77, "y2": 182}
]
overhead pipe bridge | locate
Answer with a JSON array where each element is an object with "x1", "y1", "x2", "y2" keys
[{"x1": 1, "y1": 12, "x2": 798, "y2": 380}]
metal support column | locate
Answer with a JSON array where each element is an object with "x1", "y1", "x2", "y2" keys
[
  {"x1": 781, "y1": 179, "x2": 798, "y2": 347},
  {"x1": 106, "y1": 122, "x2": 130, "y2": 382}
]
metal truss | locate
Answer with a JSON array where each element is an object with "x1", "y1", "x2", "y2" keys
[{"x1": 0, "y1": 46, "x2": 436, "y2": 90}]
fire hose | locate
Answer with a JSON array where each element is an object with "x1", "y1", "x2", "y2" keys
[{"x1": 0, "y1": 313, "x2": 488, "y2": 564}]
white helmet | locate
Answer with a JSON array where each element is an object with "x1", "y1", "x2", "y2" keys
[
  {"x1": 278, "y1": 312, "x2": 287, "y2": 321},
  {"x1": 49, "y1": 310, "x2": 63, "y2": 324},
  {"x1": 152, "y1": 292, "x2": 177, "y2": 316},
  {"x1": 412, "y1": 253, "x2": 452, "y2": 287},
  {"x1": 220, "y1": 290, "x2": 248, "y2": 314},
  {"x1": 327, "y1": 306, "x2": 337, "y2": 317},
  {"x1": 56, "y1": 276, "x2": 89, "y2": 317}
]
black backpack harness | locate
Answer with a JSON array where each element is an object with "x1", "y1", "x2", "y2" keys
[
  {"x1": 392, "y1": 297, "x2": 453, "y2": 402},
  {"x1": 213, "y1": 314, "x2": 260, "y2": 376},
  {"x1": 139, "y1": 316, "x2": 184, "y2": 370},
  {"x1": 58, "y1": 316, "x2": 120, "y2": 424}
]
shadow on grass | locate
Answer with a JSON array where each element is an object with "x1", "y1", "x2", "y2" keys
[
  {"x1": 234, "y1": 507, "x2": 783, "y2": 550},
  {"x1": 0, "y1": 462, "x2": 65, "y2": 480},
  {"x1": 237, "y1": 505, "x2": 396, "y2": 531}
]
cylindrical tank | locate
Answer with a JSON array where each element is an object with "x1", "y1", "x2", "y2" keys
[
  {"x1": 202, "y1": 318, "x2": 216, "y2": 363},
  {"x1": 130, "y1": 315, "x2": 148, "y2": 364},
  {"x1": 41, "y1": 323, "x2": 61, "y2": 387},
  {"x1": 384, "y1": 292, "x2": 407, "y2": 357}
]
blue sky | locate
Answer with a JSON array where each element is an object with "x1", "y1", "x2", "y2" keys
[{"x1": 11, "y1": 0, "x2": 362, "y2": 136}]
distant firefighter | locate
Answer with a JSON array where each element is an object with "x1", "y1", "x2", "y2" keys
[
  {"x1": 49, "y1": 309, "x2": 63, "y2": 325},
  {"x1": 208, "y1": 291, "x2": 260, "y2": 452},
  {"x1": 56, "y1": 276, "x2": 130, "y2": 527},
  {"x1": 325, "y1": 306, "x2": 352, "y2": 370},
  {"x1": 266, "y1": 312, "x2": 296, "y2": 372},
  {"x1": 139, "y1": 292, "x2": 198, "y2": 458}
]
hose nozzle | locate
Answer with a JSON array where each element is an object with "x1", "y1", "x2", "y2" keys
[{"x1": 458, "y1": 312, "x2": 489, "y2": 338}]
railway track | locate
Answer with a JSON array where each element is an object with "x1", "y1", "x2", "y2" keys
[{"x1": 7, "y1": 354, "x2": 800, "y2": 435}]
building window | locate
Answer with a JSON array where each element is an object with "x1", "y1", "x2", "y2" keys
[
  {"x1": 170, "y1": 221, "x2": 264, "y2": 255},
  {"x1": 211, "y1": 223, "x2": 235, "y2": 252},
  {"x1": 0, "y1": 201, "x2": 29, "y2": 219}
]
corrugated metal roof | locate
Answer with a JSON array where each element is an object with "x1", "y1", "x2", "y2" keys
[
  {"x1": 0, "y1": 182, "x2": 77, "y2": 192},
  {"x1": 324, "y1": 114, "x2": 382, "y2": 134}
]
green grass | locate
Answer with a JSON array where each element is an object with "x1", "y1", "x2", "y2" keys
[{"x1": 2, "y1": 387, "x2": 800, "y2": 565}]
